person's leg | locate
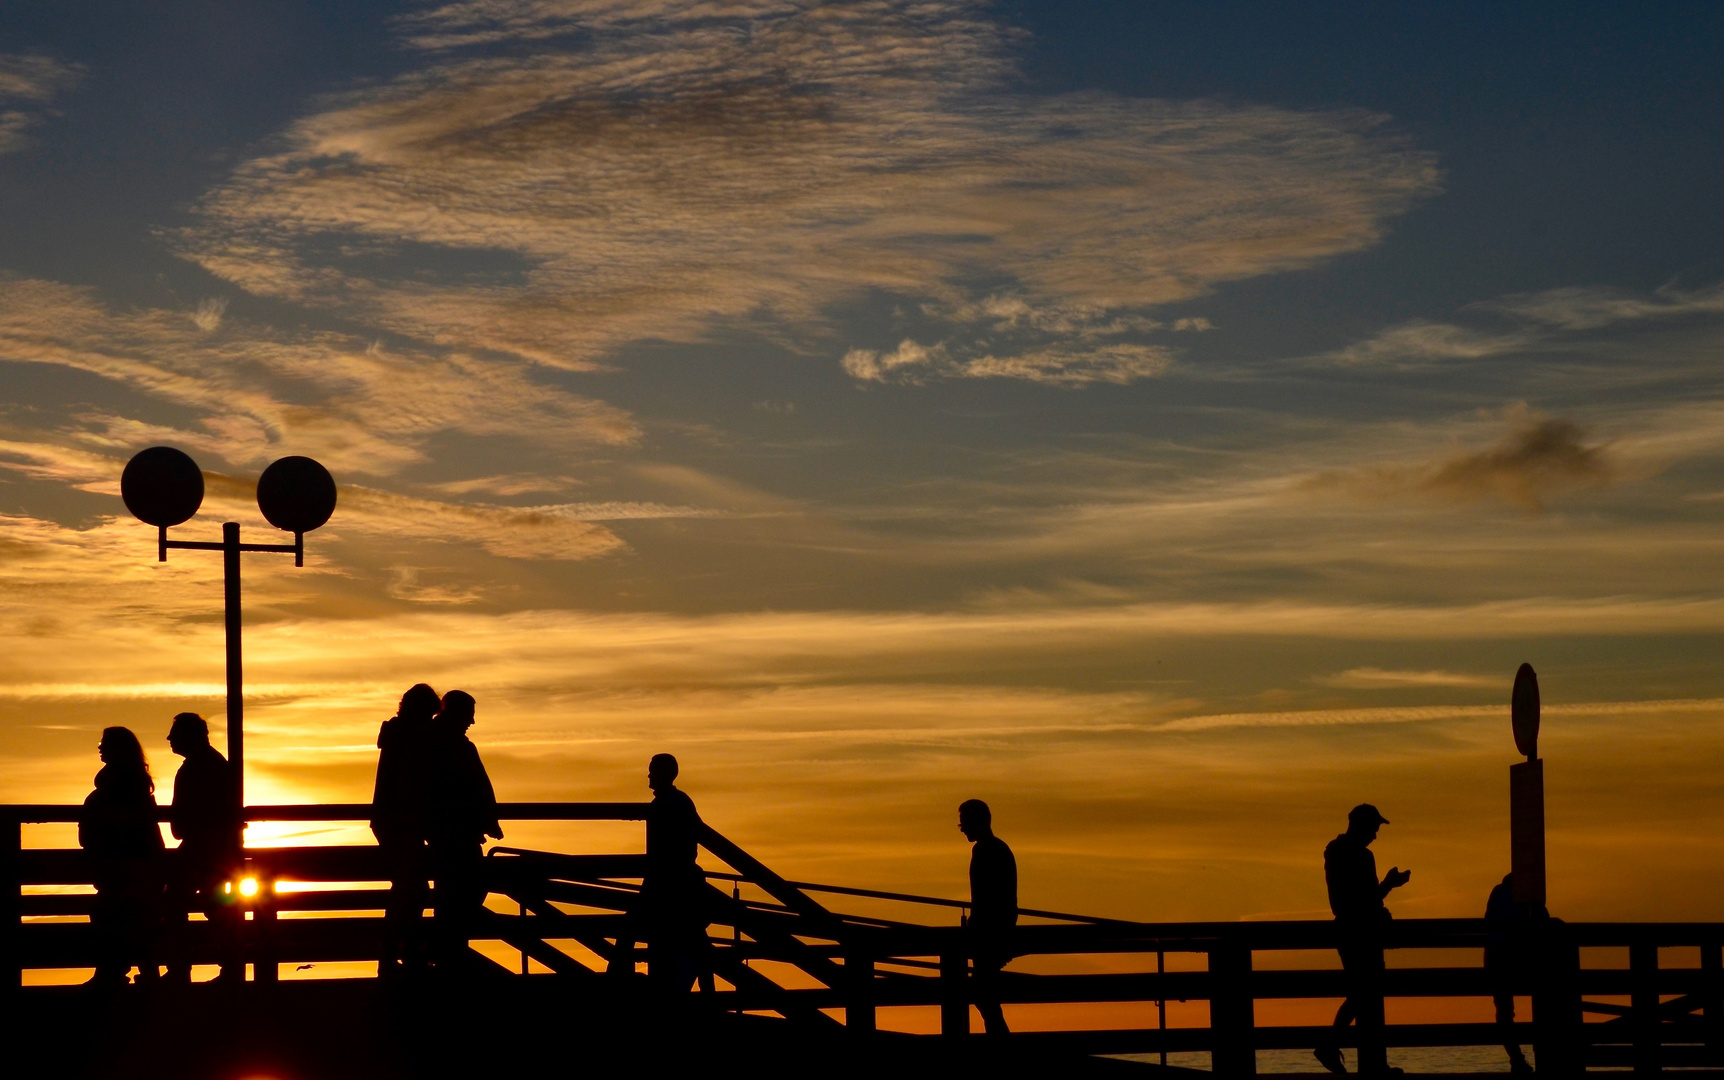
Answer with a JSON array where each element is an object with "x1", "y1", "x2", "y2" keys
[
  {"x1": 88, "y1": 876, "x2": 129, "y2": 984},
  {"x1": 162, "y1": 857, "x2": 195, "y2": 982},
  {"x1": 974, "y1": 953, "x2": 1010, "y2": 1035},
  {"x1": 1495, "y1": 990, "x2": 1531, "y2": 1072},
  {"x1": 1315, "y1": 941, "x2": 1359, "y2": 1074}
]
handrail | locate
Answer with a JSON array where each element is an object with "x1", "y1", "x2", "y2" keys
[
  {"x1": 1, "y1": 801, "x2": 651, "y2": 824},
  {"x1": 700, "y1": 869, "x2": 1139, "y2": 926}
]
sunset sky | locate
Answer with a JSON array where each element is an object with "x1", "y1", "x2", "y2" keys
[{"x1": 4, "y1": 1, "x2": 1724, "y2": 927}]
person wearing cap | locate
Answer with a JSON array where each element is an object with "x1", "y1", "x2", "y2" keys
[
  {"x1": 1316, "y1": 803, "x2": 1410, "y2": 1076},
  {"x1": 163, "y1": 712, "x2": 241, "y2": 983}
]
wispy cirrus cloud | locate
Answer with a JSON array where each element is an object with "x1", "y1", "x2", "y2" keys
[
  {"x1": 1318, "y1": 281, "x2": 1724, "y2": 369},
  {"x1": 176, "y1": 0, "x2": 1437, "y2": 378},
  {"x1": 1315, "y1": 667, "x2": 1502, "y2": 690},
  {"x1": 0, "y1": 277, "x2": 637, "y2": 479},
  {"x1": 0, "y1": 54, "x2": 82, "y2": 155},
  {"x1": 843, "y1": 336, "x2": 1173, "y2": 386}
]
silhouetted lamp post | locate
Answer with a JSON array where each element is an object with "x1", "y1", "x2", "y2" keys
[
  {"x1": 121, "y1": 447, "x2": 336, "y2": 806},
  {"x1": 1510, "y1": 662, "x2": 1546, "y2": 906}
]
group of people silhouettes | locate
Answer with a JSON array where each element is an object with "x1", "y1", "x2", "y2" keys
[
  {"x1": 75, "y1": 685, "x2": 501, "y2": 984},
  {"x1": 74, "y1": 694, "x2": 1536, "y2": 1074}
]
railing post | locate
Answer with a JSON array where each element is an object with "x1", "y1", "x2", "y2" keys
[
  {"x1": 1631, "y1": 941, "x2": 1660, "y2": 1076},
  {"x1": 1533, "y1": 921, "x2": 1583, "y2": 1077},
  {"x1": 941, "y1": 950, "x2": 967, "y2": 1037},
  {"x1": 846, "y1": 939, "x2": 876, "y2": 1035},
  {"x1": 1, "y1": 814, "x2": 19, "y2": 1001},
  {"x1": 1209, "y1": 943, "x2": 1256, "y2": 1077},
  {"x1": 1704, "y1": 941, "x2": 1722, "y2": 1064}
]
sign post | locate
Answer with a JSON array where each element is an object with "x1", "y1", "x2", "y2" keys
[{"x1": 1509, "y1": 662, "x2": 1545, "y2": 906}]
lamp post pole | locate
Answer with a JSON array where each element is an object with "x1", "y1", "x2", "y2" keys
[{"x1": 224, "y1": 522, "x2": 245, "y2": 803}]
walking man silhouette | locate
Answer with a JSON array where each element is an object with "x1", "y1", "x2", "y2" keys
[
  {"x1": 1316, "y1": 804, "x2": 1409, "y2": 1076},
  {"x1": 638, "y1": 753, "x2": 715, "y2": 995},
  {"x1": 959, "y1": 798, "x2": 1017, "y2": 1036},
  {"x1": 370, "y1": 683, "x2": 441, "y2": 977},
  {"x1": 1486, "y1": 872, "x2": 1541, "y2": 1075},
  {"x1": 428, "y1": 690, "x2": 503, "y2": 970},
  {"x1": 163, "y1": 712, "x2": 241, "y2": 982}
]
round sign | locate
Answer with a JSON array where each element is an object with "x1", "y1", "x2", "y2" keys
[
  {"x1": 1511, "y1": 662, "x2": 1540, "y2": 760},
  {"x1": 256, "y1": 456, "x2": 337, "y2": 534},
  {"x1": 120, "y1": 447, "x2": 205, "y2": 528}
]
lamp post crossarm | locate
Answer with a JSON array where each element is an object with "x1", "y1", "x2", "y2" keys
[{"x1": 164, "y1": 539, "x2": 299, "y2": 554}]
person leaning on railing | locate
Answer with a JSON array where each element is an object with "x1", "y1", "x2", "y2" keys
[{"x1": 79, "y1": 726, "x2": 165, "y2": 987}]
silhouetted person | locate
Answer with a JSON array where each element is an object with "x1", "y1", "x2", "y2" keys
[
  {"x1": 636, "y1": 754, "x2": 715, "y2": 995},
  {"x1": 1316, "y1": 804, "x2": 1409, "y2": 1076},
  {"x1": 1486, "y1": 873, "x2": 1542, "y2": 1076},
  {"x1": 371, "y1": 683, "x2": 441, "y2": 976},
  {"x1": 960, "y1": 798, "x2": 1017, "y2": 1036},
  {"x1": 79, "y1": 726, "x2": 164, "y2": 986},
  {"x1": 427, "y1": 690, "x2": 503, "y2": 970},
  {"x1": 163, "y1": 712, "x2": 241, "y2": 983}
]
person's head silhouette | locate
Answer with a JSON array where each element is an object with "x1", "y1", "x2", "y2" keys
[
  {"x1": 648, "y1": 753, "x2": 678, "y2": 793},
  {"x1": 167, "y1": 712, "x2": 210, "y2": 758},
  {"x1": 98, "y1": 726, "x2": 153, "y2": 792},
  {"x1": 1346, "y1": 803, "x2": 1389, "y2": 843},
  {"x1": 439, "y1": 690, "x2": 476, "y2": 731},
  {"x1": 399, "y1": 683, "x2": 440, "y2": 722},
  {"x1": 959, "y1": 798, "x2": 993, "y2": 842}
]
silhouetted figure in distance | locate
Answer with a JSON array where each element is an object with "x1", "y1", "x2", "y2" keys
[
  {"x1": 960, "y1": 798, "x2": 1017, "y2": 1036},
  {"x1": 164, "y1": 712, "x2": 241, "y2": 983},
  {"x1": 79, "y1": 726, "x2": 164, "y2": 986},
  {"x1": 371, "y1": 683, "x2": 441, "y2": 977},
  {"x1": 638, "y1": 753, "x2": 715, "y2": 995},
  {"x1": 1316, "y1": 804, "x2": 1409, "y2": 1076},
  {"x1": 427, "y1": 690, "x2": 503, "y2": 970},
  {"x1": 1486, "y1": 872, "x2": 1541, "y2": 1075}
]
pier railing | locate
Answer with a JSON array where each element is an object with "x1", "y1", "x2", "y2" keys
[{"x1": 5, "y1": 803, "x2": 1722, "y2": 1074}]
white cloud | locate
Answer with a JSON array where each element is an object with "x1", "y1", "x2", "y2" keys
[{"x1": 842, "y1": 339, "x2": 944, "y2": 382}]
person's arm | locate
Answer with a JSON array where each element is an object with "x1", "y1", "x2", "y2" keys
[
  {"x1": 1378, "y1": 866, "x2": 1411, "y2": 896},
  {"x1": 168, "y1": 768, "x2": 185, "y2": 842},
  {"x1": 468, "y1": 744, "x2": 502, "y2": 840}
]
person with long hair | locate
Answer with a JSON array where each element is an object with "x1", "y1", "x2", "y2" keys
[
  {"x1": 79, "y1": 726, "x2": 165, "y2": 986},
  {"x1": 371, "y1": 683, "x2": 442, "y2": 977}
]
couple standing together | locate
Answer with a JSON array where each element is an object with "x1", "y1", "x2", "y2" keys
[
  {"x1": 79, "y1": 714, "x2": 241, "y2": 985},
  {"x1": 369, "y1": 684, "x2": 502, "y2": 976}
]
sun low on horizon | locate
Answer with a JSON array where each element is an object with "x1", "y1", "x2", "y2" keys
[{"x1": 4, "y1": 0, "x2": 1724, "y2": 935}]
